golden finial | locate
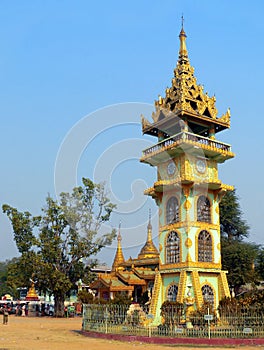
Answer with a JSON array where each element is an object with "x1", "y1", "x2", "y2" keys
[
  {"x1": 179, "y1": 15, "x2": 188, "y2": 57},
  {"x1": 111, "y1": 220, "x2": 125, "y2": 271},
  {"x1": 137, "y1": 209, "x2": 159, "y2": 259},
  {"x1": 117, "y1": 220, "x2": 122, "y2": 242},
  {"x1": 147, "y1": 208, "x2": 152, "y2": 240}
]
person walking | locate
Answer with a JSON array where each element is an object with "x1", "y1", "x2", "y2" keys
[{"x1": 2, "y1": 305, "x2": 9, "y2": 325}]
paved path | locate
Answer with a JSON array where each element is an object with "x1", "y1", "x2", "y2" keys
[{"x1": 0, "y1": 316, "x2": 262, "y2": 350}]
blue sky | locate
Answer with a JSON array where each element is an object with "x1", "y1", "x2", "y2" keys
[{"x1": 0, "y1": 1, "x2": 264, "y2": 265}]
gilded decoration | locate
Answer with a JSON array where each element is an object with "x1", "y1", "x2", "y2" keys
[
  {"x1": 215, "y1": 205, "x2": 219, "y2": 215},
  {"x1": 142, "y1": 26, "x2": 231, "y2": 136},
  {"x1": 160, "y1": 221, "x2": 219, "y2": 232},
  {"x1": 136, "y1": 22, "x2": 235, "y2": 323},
  {"x1": 218, "y1": 272, "x2": 231, "y2": 299},
  {"x1": 191, "y1": 271, "x2": 203, "y2": 308},
  {"x1": 177, "y1": 270, "x2": 187, "y2": 303},
  {"x1": 184, "y1": 199, "x2": 192, "y2": 210},
  {"x1": 182, "y1": 184, "x2": 192, "y2": 198},
  {"x1": 185, "y1": 237, "x2": 192, "y2": 248}
]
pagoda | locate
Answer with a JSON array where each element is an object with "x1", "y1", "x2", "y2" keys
[
  {"x1": 90, "y1": 217, "x2": 159, "y2": 301},
  {"x1": 140, "y1": 23, "x2": 234, "y2": 324}
]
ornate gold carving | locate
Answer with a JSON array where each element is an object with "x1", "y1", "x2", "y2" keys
[
  {"x1": 159, "y1": 243, "x2": 163, "y2": 252},
  {"x1": 186, "y1": 252, "x2": 192, "y2": 262},
  {"x1": 218, "y1": 271, "x2": 231, "y2": 299},
  {"x1": 184, "y1": 199, "x2": 192, "y2": 210},
  {"x1": 182, "y1": 183, "x2": 192, "y2": 198},
  {"x1": 215, "y1": 206, "x2": 219, "y2": 215},
  {"x1": 161, "y1": 221, "x2": 219, "y2": 232},
  {"x1": 160, "y1": 261, "x2": 221, "y2": 270},
  {"x1": 218, "y1": 108, "x2": 231, "y2": 127},
  {"x1": 149, "y1": 272, "x2": 162, "y2": 317},
  {"x1": 217, "y1": 242, "x2": 221, "y2": 251},
  {"x1": 185, "y1": 237, "x2": 192, "y2": 248},
  {"x1": 191, "y1": 271, "x2": 203, "y2": 308},
  {"x1": 177, "y1": 271, "x2": 187, "y2": 304},
  {"x1": 141, "y1": 114, "x2": 152, "y2": 132}
]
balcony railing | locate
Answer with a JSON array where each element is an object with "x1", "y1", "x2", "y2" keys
[{"x1": 142, "y1": 131, "x2": 232, "y2": 157}]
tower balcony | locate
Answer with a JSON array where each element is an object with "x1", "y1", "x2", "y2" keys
[{"x1": 140, "y1": 131, "x2": 234, "y2": 165}]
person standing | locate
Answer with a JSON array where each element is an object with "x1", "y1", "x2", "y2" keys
[
  {"x1": 21, "y1": 304, "x2": 26, "y2": 317},
  {"x1": 2, "y1": 305, "x2": 9, "y2": 325}
]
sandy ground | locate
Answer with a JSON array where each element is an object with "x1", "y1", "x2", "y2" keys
[{"x1": 0, "y1": 315, "x2": 263, "y2": 350}]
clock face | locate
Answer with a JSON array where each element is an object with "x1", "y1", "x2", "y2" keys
[
  {"x1": 196, "y1": 159, "x2": 206, "y2": 173},
  {"x1": 167, "y1": 161, "x2": 176, "y2": 175}
]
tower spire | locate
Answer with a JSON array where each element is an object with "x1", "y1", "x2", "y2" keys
[
  {"x1": 147, "y1": 208, "x2": 152, "y2": 242},
  {"x1": 112, "y1": 221, "x2": 125, "y2": 271},
  {"x1": 138, "y1": 210, "x2": 159, "y2": 260},
  {"x1": 179, "y1": 16, "x2": 188, "y2": 58}
]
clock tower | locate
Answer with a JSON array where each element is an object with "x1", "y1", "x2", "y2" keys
[{"x1": 140, "y1": 24, "x2": 234, "y2": 324}]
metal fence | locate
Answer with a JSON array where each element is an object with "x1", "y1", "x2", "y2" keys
[{"x1": 82, "y1": 303, "x2": 264, "y2": 339}]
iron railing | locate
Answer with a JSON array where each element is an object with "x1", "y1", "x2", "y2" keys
[
  {"x1": 82, "y1": 304, "x2": 264, "y2": 339},
  {"x1": 142, "y1": 131, "x2": 232, "y2": 158}
]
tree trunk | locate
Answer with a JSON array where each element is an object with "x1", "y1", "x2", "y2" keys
[{"x1": 54, "y1": 293, "x2": 65, "y2": 317}]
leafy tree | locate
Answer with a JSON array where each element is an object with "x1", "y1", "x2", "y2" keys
[
  {"x1": 219, "y1": 189, "x2": 249, "y2": 241},
  {"x1": 77, "y1": 289, "x2": 94, "y2": 304},
  {"x1": 221, "y1": 239, "x2": 259, "y2": 294},
  {"x1": 255, "y1": 247, "x2": 264, "y2": 281},
  {"x1": 2, "y1": 178, "x2": 116, "y2": 317},
  {"x1": 0, "y1": 259, "x2": 19, "y2": 298}
]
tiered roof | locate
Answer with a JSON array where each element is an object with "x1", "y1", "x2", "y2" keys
[{"x1": 141, "y1": 24, "x2": 231, "y2": 138}]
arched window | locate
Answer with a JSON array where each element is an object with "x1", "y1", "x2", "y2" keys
[
  {"x1": 166, "y1": 231, "x2": 180, "y2": 264},
  {"x1": 167, "y1": 284, "x2": 178, "y2": 302},
  {"x1": 198, "y1": 230, "x2": 212, "y2": 262},
  {"x1": 166, "y1": 197, "x2": 179, "y2": 224},
  {"x1": 202, "y1": 284, "x2": 214, "y2": 306},
  {"x1": 197, "y1": 196, "x2": 211, "y2": 223}
]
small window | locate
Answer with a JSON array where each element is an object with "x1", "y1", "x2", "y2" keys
[
  {"x1": 198, "y1": 230, "x2": 212, "y2": 262},
  {"x1": 167, "y1": 284, "x2": 178, "y2": 302},
  {"x1": 166, "y1": 197, "x2": 179, "y2": 224},
  {"x1": 166, "y1": 231, "x2": 180, "y2": 264},
  {"x1": 197, "y1": 196, "x2": 211, "y2": 223},
  {"x1": 202, "y1": 284, "x2": 214, "y2": 306}
]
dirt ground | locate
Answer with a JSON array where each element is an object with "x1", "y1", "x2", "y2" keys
[{"x1": 0, "y1": 315, "x2": 263, "y2": 350}]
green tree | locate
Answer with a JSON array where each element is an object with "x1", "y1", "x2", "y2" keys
[
  {"x1": 3, "y1": 178, "x2": 116, "y2": 317},
  {"x1": 0, "y1": 259, "x2": 19, "y2": 298},
  {"x1": 221, "y1": 239, "x2": 259, "y2": 294},
  {"x1": 255, "y1": 247, "x2": 264, "y2": 281},
  {"x1": 219, "y1": 189, "x2": 249, "y2": 241},
  {"x1": 219, "y1": 189, "x2": 255, "y2": 293}
]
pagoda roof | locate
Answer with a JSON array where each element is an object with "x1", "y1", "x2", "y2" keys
[
  {"x1": 137, "y1": 210, "x2": 159, "y2": 260},
  {"x1": 116, "y1": 271, "x2": 146, "y2": 285},
  {"x1": 141, "y1": 26, "x2": 231, "y2": 138},
  {"x1": 90, "y1": 274, "x2": 133, "y2": 292},
  {"x1": 122, "y1": 256, "x2": 159, "y2": 267},
  {"x1": 133, "y1": 267, "x2": 157, "y2": 279},
  {"x1": 111, "y1": 223, "x2": 125, "y2": 272}
]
